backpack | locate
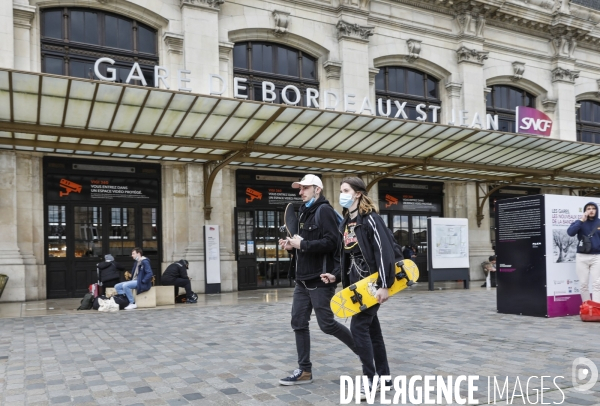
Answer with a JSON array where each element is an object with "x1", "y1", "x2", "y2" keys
[
  {"x1": 112, "y1": 294, "x2": 130, "y2": 310},
  {"x1": 314, "y1": 205, "x2": 344, "y2": 228},
  {"x1": 77, "y1": 292, "x2": 94, "y2": 310}
]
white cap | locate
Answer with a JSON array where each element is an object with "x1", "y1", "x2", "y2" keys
[{"x1": 292, "y1": 174, "x2": 323, "y2": 189}]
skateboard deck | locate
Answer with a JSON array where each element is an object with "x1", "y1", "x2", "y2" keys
[
  {"x1": 284, "y1": 203, "x2": 298, "y2": 238},
  {"x1": 330, "y1": 259, "x2": 419, "y2": 318}
]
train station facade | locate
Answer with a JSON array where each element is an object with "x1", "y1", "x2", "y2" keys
[{"x1": 1, "y1": 0, "x2": 600, "y2": 301}]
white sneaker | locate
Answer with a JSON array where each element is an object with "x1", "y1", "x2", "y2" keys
[
  {"x1": 124, "y1": 303, "x2": 137, "y2": 310},
  {"x1": 360, "y1": 379, "x2": 376, "y2": 401}
]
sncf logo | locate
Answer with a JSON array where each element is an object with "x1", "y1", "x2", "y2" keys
[
  {"x1": 516, "y1": 106, "x2": 553, "y2": 136},
  {"x1": 59, "y1": 179, "x2": 82, "y2": 197}
]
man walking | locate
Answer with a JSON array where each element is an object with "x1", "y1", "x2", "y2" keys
[{"x1": 278, "y1": 174, "x2": 356, "y2": 385}]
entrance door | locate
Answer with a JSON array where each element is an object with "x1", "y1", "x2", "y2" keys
[
  {"x1": 382, "y1": 213, "x2": 429, "y2": 281},
  {"x1": 254, "y1": 210, "x2": 292, "y2": 288},
  {"x1": 46, "y1": 204, "x2": 161, "y2": 298},
  {"x1": 236, "y1": 210, "x2": 257, "y2": 290}
]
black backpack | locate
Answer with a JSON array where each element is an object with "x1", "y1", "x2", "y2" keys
[
  {"x1": 77, "y1": 292, "x2": 94, "y2": 310},
  {"x1": 112, "y1": 294, "x2": 130, "y2": 310}
]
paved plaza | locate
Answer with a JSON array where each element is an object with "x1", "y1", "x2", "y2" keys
[{"x1": 0, "y1": 284, "x2": 599, "y2": 406}]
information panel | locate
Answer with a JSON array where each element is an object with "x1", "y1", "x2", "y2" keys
[
  {"x1": 496, "y1": 194, "x2": 593, "y2": 317},
  {"x1": 429, "y1": 217, "x2": 469, "y2": 269},
  {"x1": 204, "y1": 225, "x2": 221, "y2": 293}
]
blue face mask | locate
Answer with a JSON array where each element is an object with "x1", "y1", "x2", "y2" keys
[
  {"x1": 339, "y1": 193, "x2": 354, "y2": 209},
  {"x1": 305, "y1": 197, "x2": 316, "y2": 207}
]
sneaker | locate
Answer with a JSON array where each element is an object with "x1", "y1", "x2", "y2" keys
[
  {"x1": 190, "y1": 293, "x2": 198, "y2": 301},
  {"x1": 124, "y1": 303, "x2": 137, "y2": 310},
  {"x1": 360, "y1": 379, "x2": 376, "y2": 401},
  {"x1": 279, "y1": 369, "x2": 312, "y2": 385},
  {"x1": 186, "y1": 298, "x2": 198, "y2": 304}
]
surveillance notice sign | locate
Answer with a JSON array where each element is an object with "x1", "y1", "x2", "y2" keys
[{"x1": 47, "y1": 174, "x2": 159, "y2": 204}]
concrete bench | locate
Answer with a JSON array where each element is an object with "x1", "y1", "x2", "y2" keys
[{"x1": 105, "y1": 286, "x2": 174, "y2": 307}]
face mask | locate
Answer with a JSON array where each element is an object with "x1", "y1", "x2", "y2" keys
[
  {"x1": 339, "y1": 193, "x2": 354, "y2": 209},
  {"x1": 305, "y1": 197, "x2": 316, "y2": 207}
]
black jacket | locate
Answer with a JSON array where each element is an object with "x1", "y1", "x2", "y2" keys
[
  {"x1": 291, "y1": 196, "x2": 341, "y2": 281},
  {"x1": 333, "y1": 211, "x2": 403, "y2": 289},
  {"x1": 97, "y1": 261, "x2": 124, "y2": 283},
  {"x1": 567, "y1": 202, "x2": 600, "y2": 254},
  {"x1": 162, "y1": 260, "x2": 189, "y2": 283}
]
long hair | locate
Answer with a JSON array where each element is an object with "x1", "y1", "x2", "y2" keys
[{"x1": 340, "y1": 177, "x2": 379, "y2": 217}]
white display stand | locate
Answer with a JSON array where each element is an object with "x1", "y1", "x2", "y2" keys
[
  {"x1": 204, "y1": 225, "x2": 221, "y2": 293},
  {"x1": 427, "y1": 217, "x2": 470, "y2": 290}
]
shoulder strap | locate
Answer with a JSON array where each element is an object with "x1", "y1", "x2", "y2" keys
[{"x1": 590, "y1": 219, "x2": 600, "y2": 237}]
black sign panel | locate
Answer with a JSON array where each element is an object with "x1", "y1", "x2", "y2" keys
[
  {"x1": 495, "y1": 195, "x2": 547, "y2": 317},
  {"x1": 236, "y1": 170, "x2": 304, "y2": 208},
  {"x1": 46, "y1": 174, "x2": 159, "y2": 204},
  {"x1": 378, "y1": 179, "x2": 443, "y2": 213}
]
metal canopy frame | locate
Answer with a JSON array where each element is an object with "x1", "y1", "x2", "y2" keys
[{"x1": 1, "y1": 68, "x2": 600, "y2": 213}]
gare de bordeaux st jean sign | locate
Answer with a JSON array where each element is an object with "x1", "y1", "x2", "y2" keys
[{"x1": 93, "y1": 57, "x2": 552, "y2": 135}]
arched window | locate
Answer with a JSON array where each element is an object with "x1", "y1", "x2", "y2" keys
[
  {"x1": 374, "y1": 67, "x2": 440, "y2": 122},
  {"x1": 41, "y1": 8, "x2": 158, "y2": 86},
  {"x1": 486, "y1": 85, "x2": 535, "y2": 133},
  {"x1": 577, "y1": 101, "x2": 600, "y2": 144},
  {"x1": 233, "y1": 42, "x2": 318, "y2": 106}
]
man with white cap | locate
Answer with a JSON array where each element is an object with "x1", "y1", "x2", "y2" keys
[{"x1": 278, "y1": 174, "x2": 356, "y2": 386}]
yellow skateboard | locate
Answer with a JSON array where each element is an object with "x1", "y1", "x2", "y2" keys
[{"x1": 330, "y1": 259, "x2": 419, "y2": 318}]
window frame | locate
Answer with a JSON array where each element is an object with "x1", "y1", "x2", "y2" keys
[
  {"x1": 374, "y1": 66, "x2": 441, "y2": 123},
  {"x1": 486, "y1": 85, "x2": 536, "y2": 133},
  {"x1": 576, "y1": 100, "x2": 600, "y2": 144},
  {"x1": 40, "y1": 7, "x2": 158, "y2": 86},
  {"x1": 232, "y1": 41, "x2": 319, "y2": 106}
]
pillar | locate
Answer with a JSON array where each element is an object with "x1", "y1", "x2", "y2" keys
[
  {"x1": 12, "y1": 4, "x2": 35, "y2": 71},
  {"x1": 0, "y1": 1, "x2": 14, "y2": 69},
  {"x1": 444, "y1": 182, "x2": 494, "y2": 281},
  {"x1": 180, "y1": 0, "x2": 222, "y2": 94},
  {"x1": 0, "y1": 151, "x2": 26, "y2": 301}
]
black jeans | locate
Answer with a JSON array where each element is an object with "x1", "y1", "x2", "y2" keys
[
  {"x1": 291, "y1": 283, "x2": 356, "y2": 373},
  {"x1": 164, "y1": 278, "x2": 193, "y2": 298},
  {"x1": 350, "y1": 304, "x2": 390, "y2": 380}
]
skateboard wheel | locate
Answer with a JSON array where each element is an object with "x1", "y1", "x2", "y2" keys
[
  {"x1": 359, "y1": 305, "x2": 367, "y2": 312},
  {"x1": 349, "y1": 284, "x2": 357, "y2": 291}
]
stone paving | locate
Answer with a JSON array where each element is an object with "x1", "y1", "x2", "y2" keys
[{"x1": 0, "y1": 286, "x2": 599, "y2": 405}]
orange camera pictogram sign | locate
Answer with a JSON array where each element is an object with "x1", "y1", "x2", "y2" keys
[
  {"x1": 385, "y1": 194, "x2": 398, "y2": 208},
  {"x1": 59, "y1": 179, "x2": 82, "y2": 197},
  {"x1": 245, "y1": 188, "x2": 263, "y2": 203}
]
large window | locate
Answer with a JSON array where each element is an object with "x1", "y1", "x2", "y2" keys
[
  {"x1": 233, "y1": 42, "x2": 318, "y2": 106},
  {"x1": 374, "y1": 67, "x2": 440, "y2": 122},
  {"x1": 577, "y1": 101, "x2": 600, "y2": 144},
  {"x1": 41, "y1": 8, "x2": 158, "y2": 85},
  {"x1": 486, "y1": 85, "x2": 535, "y2": 133}
]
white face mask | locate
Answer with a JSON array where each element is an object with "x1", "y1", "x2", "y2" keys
[{"x1": 339, "y1": 193, "x2": 354, "y2": 209}]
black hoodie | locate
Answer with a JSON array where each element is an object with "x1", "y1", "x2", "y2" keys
[
  {"x1": 291, "y1": 196, "x2": 341, "y2": 282},
  {"x1": 162, "y1": 260, "x2": 189, "y2": 283},
  {"x1": 567, "y1": 202, "x2": 600, "y2": 254}
]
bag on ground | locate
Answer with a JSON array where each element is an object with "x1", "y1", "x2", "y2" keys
[
  {"x1": 93, "y1": 295, "x2": 108, "y2": 310},
  {"x1": 77, "y1": 292, "x2": 94, "y2": 310},
  {"x1": 98, "y1": 297, "x2": 120, "y2": 312},
  {"x1": 580, "y1": 300, "x2": 600, "y2": 322},
  {"x1": 112, "y1": 293, "x2": 130, "y2": 310}
]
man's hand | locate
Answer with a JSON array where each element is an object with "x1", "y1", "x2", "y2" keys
[
  {"x1": 581, "y1": 213, "x2": 589, "y2": 222},
  {"x1": 287, "y1": 236, "x2": 302, "y2": 249},
  {"x1": 279, "y1": 238, "x2": 293, "y2": 251},
  {"x1": 320, "y1": 273, "x2": 336, "y2": 283},
  {"x1": 375, "y1": 288, "x2": 389, "y2": 304}
]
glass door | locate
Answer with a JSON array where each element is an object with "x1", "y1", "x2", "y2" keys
[
  {"x1": 384, "y1": 213, "x2": 429, "y2": 281},
  {"x1": 236, "y1": 209, "x2": 257, "y2": 290},
  {"x1": 254, "y1": 210, "x2": 292, "y2": 288}
]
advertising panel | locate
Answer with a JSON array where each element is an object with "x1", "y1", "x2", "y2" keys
[
  {"x1": 544, "y1": 195, "x2": 594, "y2": 317},
  {"x1": 429, "y1": 217, "x2": 469, "y2": 269},
  {"x1": 236, "y1": 170, "x2": 303, "y2": 208}
]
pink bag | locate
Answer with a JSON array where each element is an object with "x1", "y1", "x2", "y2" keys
[{"x1": 89, "y1": 283, "x2": 99, "y2": 298}]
